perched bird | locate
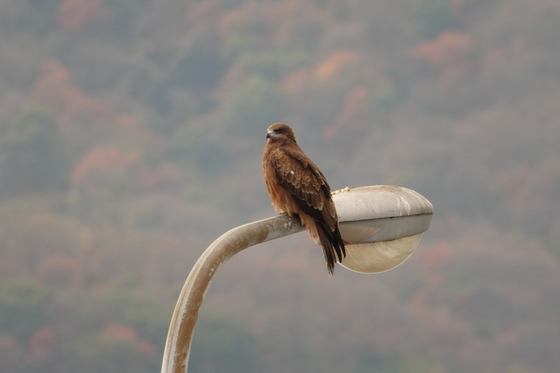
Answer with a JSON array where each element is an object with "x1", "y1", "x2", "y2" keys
[{"x1": 262, "y1": 123, "x2": 346, "y2": 275}]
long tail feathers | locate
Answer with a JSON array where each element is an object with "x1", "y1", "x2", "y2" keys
[{"x1": 316, "y1": 221, "x2": 346, "y2": 276}]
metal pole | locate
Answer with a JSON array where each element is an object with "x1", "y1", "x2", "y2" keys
[
  {"x1": 161, "y1": 214, "x2": 304, "y2": 373},
  {"x1": 161, "y1": 185, "x2": 433, "y2": 373}
]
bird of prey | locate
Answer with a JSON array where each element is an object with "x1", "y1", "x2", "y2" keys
[{"x1": 262, "y1": 123, "x2": 346, "y2": 275}]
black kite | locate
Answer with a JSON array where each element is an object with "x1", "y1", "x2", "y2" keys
[{"x1": 262, "y1": 123, "x2": 346, "y2": 275}]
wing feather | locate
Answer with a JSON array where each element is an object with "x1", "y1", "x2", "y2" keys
[{"x1": 269, "y1": 147, "x2": 337, "y2": 230}]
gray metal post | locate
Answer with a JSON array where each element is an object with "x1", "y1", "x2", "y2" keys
[
  {"x1": 161, "y1": 185, "x2": 433, "y2": 373},
  {"x1": 161, "y1": 214, "x2": 303, "y2": 373}
]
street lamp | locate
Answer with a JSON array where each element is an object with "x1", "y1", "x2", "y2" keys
[{"x1": 161, "y1": 185, "x2": 433, "y2": 373}]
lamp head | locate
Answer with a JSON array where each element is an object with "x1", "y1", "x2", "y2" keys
[{"x1": 332, "y1": 185, "x2": 433, "y2": 274}]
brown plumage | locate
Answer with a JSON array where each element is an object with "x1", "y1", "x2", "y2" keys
[{"x1": 262, "y1": 123, "x2": 346, "y2": 275}]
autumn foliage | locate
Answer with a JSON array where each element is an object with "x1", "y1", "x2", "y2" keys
[
  {"x1": 1, "y1": 0, "x2": 560, "y2": 372},
  {"x1": 58, "y1": 0, "x2": 107, "y2": 32}
]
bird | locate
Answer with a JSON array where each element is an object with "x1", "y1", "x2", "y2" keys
[{"x1": 262, "y1": 123, "x2": 346, "y2": 275}]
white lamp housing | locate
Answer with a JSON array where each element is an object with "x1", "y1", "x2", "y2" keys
[{"x1": 333, "y1": 185, "x2": 433, "y2": 273}]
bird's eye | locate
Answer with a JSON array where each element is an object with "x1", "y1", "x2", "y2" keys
[{"x1": 275, "y1": 128, "x2": 284, "y2": 134}]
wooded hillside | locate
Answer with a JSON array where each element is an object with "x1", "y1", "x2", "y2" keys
[{"x1": 1, "y1": 1, "x2": 559, "y2": 372}]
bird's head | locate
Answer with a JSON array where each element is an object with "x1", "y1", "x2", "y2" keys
[{"x1": 266, "y1": 123, "x2": 297, "y2": 143}]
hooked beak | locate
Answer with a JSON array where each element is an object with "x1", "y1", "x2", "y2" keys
[{"x1": 266, "y1": 131, "x2": 273, "y2": 139}]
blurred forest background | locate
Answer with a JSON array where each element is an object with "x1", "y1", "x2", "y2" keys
[{"x1": 1, "y1": 0, "x2": 560, "y2": 372}]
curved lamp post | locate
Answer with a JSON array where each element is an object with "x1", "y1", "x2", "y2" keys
[{"x1": 161, "y1": 185, "x2": 433, "y2": 373}]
